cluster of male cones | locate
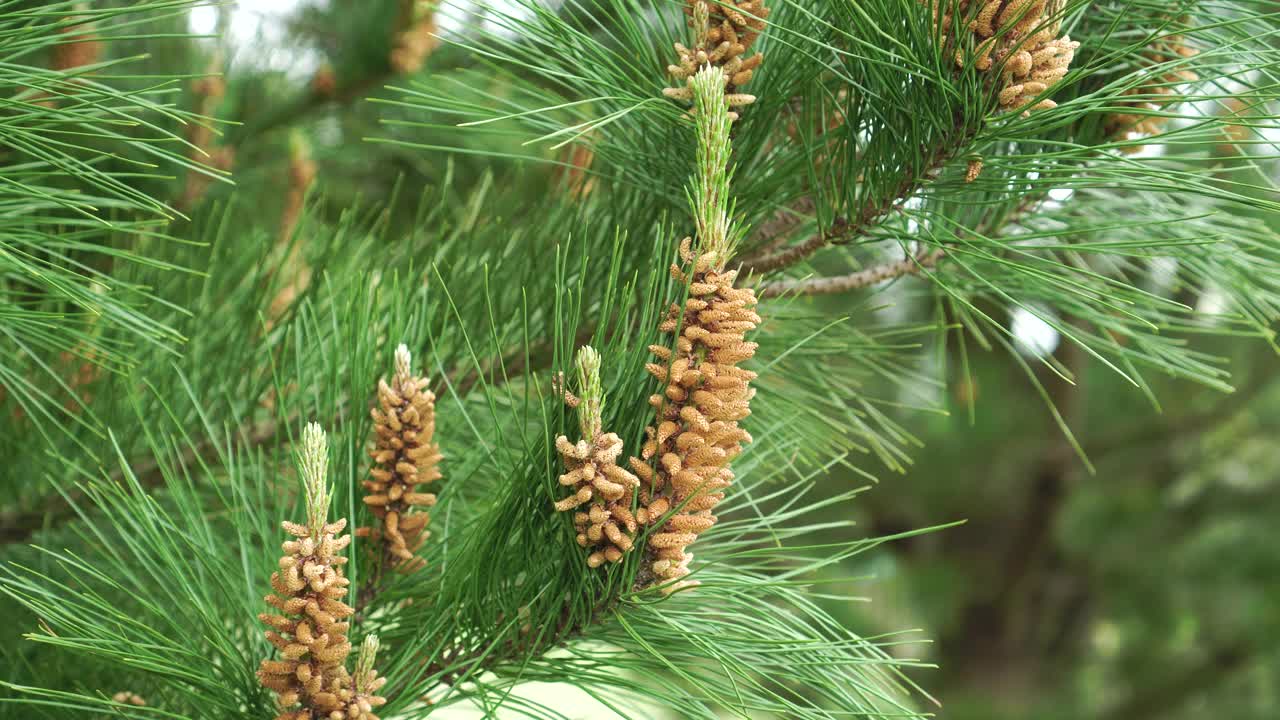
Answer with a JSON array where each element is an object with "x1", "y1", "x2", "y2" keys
[
  {"x1": 259, "y1": 33, "x2": 755, "y2": 720},
  {"x1": 553, "y1": 348, "x2": 643, "y2": 568},
  {"x1": 630, "y1": 237, "x2": 760, "y2": 589},
  {"x1": 28, "y1": 2, "x2": 101, "y2": 110},
  {"x1": 928, "y1": 0, "x2": 1079, "y2": 114},
  {"x1": 178, "y1": 51, "x2": 235, "y2": 212},
  {"x1": 257, "y1": 424, "x2": 388, "y2": 720},
  {"x1": 554, "y1": 68, "x2": 761, "y2": 591},
  {"x1": 357, "y1": 344, "x2": 443, "y2": 572},
  {"x1": 233, "y1": 1, "x2": 1202, "y2": 710},
  {"x1": 552, "y1": 240, "x2": 761, "y2": 589},
  {"x1": 1106, "y1": 22, "x2": 1198, "y2": 142},
  {"x1": 390, "y1": 0, "x2": 439, "y2": 74},
  {"x1": 258, "y1": 346, "x2": 441, "y2": 717},
  {"x1": 664, "y1": 0, "x2": 769, "y2": 118},
  {"x1": 49, "y1": 2, "x2": 101, "y2": 74}
]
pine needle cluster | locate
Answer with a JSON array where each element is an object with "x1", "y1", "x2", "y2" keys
[
  {"x1": 357, "y1": 345, "x2": 442, "y2": 572},
  {"x1": 281, "y1": 134, "x2": 318, "y2": 243},
  {"x1": 2, "y1": 2, "x2": 1279, "y2": 718},
  {"x1": 553, "y1": 347, "x2": 642, "y2": 567}
]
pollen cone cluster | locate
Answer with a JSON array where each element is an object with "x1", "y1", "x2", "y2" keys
[
  {"x1": 348, "y1": 636, "x2": 390, "y2": 720},
  {"x1": 664, "y1": 0, "x2": 768, "y2": 117},
  {"x1": 258, "y1": 516, "x2": 360, "y2": 719},
  {"x1": 555, "y1": 434, "x2": 642, "y2": 567},
  {"x1": 930, "y1": 0, "x2": 1079, "y2": 114},
  {"x1": 557, "y1": 434, "x2": 644, "y2": 568},
  {"x1": 280, "y1": 134, "x2": 318, "y2": 244},
  {"x1": 111, "y1": 692, "x2": 146, "y2": 707},
  {"x1": 1106, "y1": 26, "x2": 1198, "y2": 142},
  {"x1": 178, "y1": 52, "x2": 233, "y2": 211},
  {"x1": 630, "y1": 238, "x2": 760, "y2": 590},
  {"x1": 258, "y1": 424, "x2": 387, "y2": 720},
  {"x1": 357, "y1": 344, "x2": 442, "y2": 571},
  {"x1": 266, "y1": 135, "x2": 317, "y2": 322},
  {"x1": 554, "y1": 143, "x2": 596, "y2": 198},
  {"x1": 553, "y1": 347, "x2": 642, "y2": 567},
  {"x1": 390, "y1": 0, "x2": 439, "y2": 75}
]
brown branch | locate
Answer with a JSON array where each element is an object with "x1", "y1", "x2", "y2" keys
[
  {"x1": 742, "y1": 223, "x2": 841, "y2": 275},
  {"x1": 746, "y1": 196, "x2": 816, "y2": 257},
  {"x1": 757, "y1": 247, "x2": 943, "y2": 298},
  {"x1": 740, "y1": 126, "x2": 974, "y2": 276},
  {"x1": 751, "y1": 172, "x2": 1055, "y2": 300},
  {"x1": 738, "y1": 198, "x2": 827, "y2": 272}
]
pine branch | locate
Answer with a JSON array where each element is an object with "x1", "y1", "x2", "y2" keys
[
  {"x1": 0, "y1": 190, "x2": 610, "y2": 548},
  {"x1": 231, "y1": 70, "x2": 392, "y2": 147},
  {"x1": 747, "y1": 195, "x2": 815, "y2": 255},
  {"x1": 741, "y1": 214, "x2": 839, "y2": 274},
  {"x1": 758, "y1": 247, "x2": 945, "y2": 298},
  {"x1": 750, "y1": 178, "x2": 1048, "y2": 298},
  {"x1": 740, "y1": 131, "x2": 973, "y2": 275},
  {"x1": 5, "y1": 2, "x2": 1280, "y2": 717}
]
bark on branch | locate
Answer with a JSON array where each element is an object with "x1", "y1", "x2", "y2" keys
[
  {"x1": 740, "y1": 126, "x2": 974, "y2": 276},
  {"x1": 757, "y1": 248, "x2": 943, "y2": 298}
]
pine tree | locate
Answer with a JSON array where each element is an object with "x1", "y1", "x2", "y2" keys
[{"x1": 0, "y1": 1, "x2": 1277, "y2": 718}]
